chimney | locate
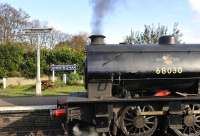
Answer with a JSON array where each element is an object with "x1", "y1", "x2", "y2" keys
[
  {"x1": 89, "y1": 35, "x2": 105, "y2": 45},
  {"x1": 159, "y1": 35, "x2": 176, "y2": 45}
]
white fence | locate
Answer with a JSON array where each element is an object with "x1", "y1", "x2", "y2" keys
[{"x1": 0, "y1": 78, "x2": 6, "y2": 89}]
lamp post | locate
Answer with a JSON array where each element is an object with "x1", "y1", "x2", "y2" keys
[{"x1": 24, "y1": 28, "x2": 52, "y2": 96}]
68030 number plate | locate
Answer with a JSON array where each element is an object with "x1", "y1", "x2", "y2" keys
[{"x1": 155, "y1": 67, "x2": 183, "y2": 75}]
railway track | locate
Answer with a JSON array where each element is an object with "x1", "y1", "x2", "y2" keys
[
  {"x1": 0, "y1": 96, "x2": 65, "y2": 136},
  {"x1": 0, "y1": 106, "x2": 63, "y2": 136},
  {"x1": 0, "y1": 105, "x2": 176, "y2": 136}
]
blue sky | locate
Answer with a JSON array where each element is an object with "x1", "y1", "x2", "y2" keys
[{"x1": 1, "y1": 0, "x2": 200, "y2": 43}]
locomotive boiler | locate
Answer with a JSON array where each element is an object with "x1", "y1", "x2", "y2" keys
[
  {"x1": 52, "y1": 35, "x2": 200, "y2": 136},
  {"x1": 86, "y1": 35, "x2": 200, "y2": 98}
]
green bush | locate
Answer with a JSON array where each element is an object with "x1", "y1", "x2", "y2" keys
[
  {"x1": 44, "y1": 47, "x2": 85, "y2": 76},
  {"x1": 20, "y1": 51, "x2": 36, "y2": 78},
  {"x1": 0, "y1": 43, "x2": 85, "y2": 78},
  {"x1": 0, "y1": 67, "x2": 7, "y2": 78},
  {"x1": 0, "y1": 43, "x2": 24, "y2": 77},
  {"x1": 67, "y1": 73, "x2": 82, "y2": 85}
]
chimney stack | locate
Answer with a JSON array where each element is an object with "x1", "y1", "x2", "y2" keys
[
  {"x1": 159, "y1": 35, "x2": 176, "y2": 45},
  {"x1": 89, "y1": 35, "x2": 105, "y2": 45}
]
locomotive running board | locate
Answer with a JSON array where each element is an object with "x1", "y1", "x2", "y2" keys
[{"x1": 58, "y1": 95, "x2": 200, "y2": 105}]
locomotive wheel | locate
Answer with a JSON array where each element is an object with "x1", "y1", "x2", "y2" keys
[
  {"x1": 120, "y1": 105, "x2": 158, "y2": 136},
  {"x1": 172, "y1": 104, "x2": 200, "y2": 136}
]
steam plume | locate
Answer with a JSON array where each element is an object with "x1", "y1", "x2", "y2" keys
[{"x1": 90, "y1": 0, "x2": 117, "y2": 34}]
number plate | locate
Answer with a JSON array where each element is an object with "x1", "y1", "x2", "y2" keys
[{"x1": 155, "y1": 67, "x2": 183, "y2": 75}]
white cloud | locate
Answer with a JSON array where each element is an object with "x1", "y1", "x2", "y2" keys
[
  {"x1": 189, "y1": 0, "x2": 200, "y2": 14},
  {"x1": 183, "y1": 33, "x2": 200, "y2": 43},
  {"x1": 181, "y1": 27, "x2": 200, "y2": 43}
]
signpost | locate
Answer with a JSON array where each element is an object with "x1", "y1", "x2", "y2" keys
[
  {"x1": 50, "y1": 64, "x2": 77, "y2": 83},
  {"x1": 23, "y1": 28, "x2": 52, "y2": 96}
]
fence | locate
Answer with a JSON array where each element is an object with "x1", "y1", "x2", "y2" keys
[{"x1": 0, "y1": 78, "x2": 6, "y2": 89}]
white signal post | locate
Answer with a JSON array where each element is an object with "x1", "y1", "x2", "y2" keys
[{"x1": 24, "y1": 28, "x2": 52, "y2": 96}]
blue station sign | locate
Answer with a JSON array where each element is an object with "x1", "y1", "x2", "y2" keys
[{"x1": 51, "y1": 64, "x2": 76, "y2": 71}]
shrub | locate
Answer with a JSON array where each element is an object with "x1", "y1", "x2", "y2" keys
[
  {"x1": 67, "y1": 73, "x2": 82, "y2": 85},
  {"x1": 0, "y1": 43, "x2": 24, "y2": 77},
  {"x1": 0, "y1": 43, "x2": 85, "y2": 78},
  {"x1": 0, "y1": 67, "x2": 7, "y2": 78},
  {"x1": 20, "y1": 51, "x2": 36, "y2": 78}
]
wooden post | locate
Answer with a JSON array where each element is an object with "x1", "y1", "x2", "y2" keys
[
  {"x1": 63, "y1": 74, "x2": 67, "y2": 84},
  {"x1": 52, "y1": 70, "x2": 55, "y2": 82},
  {"x1": 74, "y1": 64, "x2": 76, "y2": 74},
  {"x1": 2, "y1": 78, "x2": 6, "y2": 89},
  {"x1": 51, "y1": 64, "x2": 55, "y2": 82}
]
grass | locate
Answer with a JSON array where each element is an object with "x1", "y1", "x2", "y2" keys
[{"x1": 0, "y1": 84, "x2": 85, "y2": 97}]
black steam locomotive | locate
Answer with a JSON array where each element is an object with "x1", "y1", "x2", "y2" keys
[{"x1": 51, "y1": 35, "x2": 200, "y2": 136}]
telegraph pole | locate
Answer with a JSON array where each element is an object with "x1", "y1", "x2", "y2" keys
[{"x1": 24, "y1": 28, "x2": 52, "y2": 96}]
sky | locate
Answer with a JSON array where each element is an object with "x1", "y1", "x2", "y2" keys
[{"x1": 1, "y1": 0, "x2": 200, "y2": 44}]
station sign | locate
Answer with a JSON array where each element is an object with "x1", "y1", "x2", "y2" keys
[{"x1": 50, "y1": 64, "x2": 76, "y2": 71}]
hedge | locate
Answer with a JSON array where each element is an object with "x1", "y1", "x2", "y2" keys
[{"x1": 0, "y1": 43, "x2": 85, "y2": 78}]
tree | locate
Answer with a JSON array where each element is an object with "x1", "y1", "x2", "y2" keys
[
  {"x1": 0, "y1": 3, "x2": 73, "y2": 48},
  {"x1": 49, "y1": 30, "x2": 70, "y2": 49},
  {"x1": 172, "y1": 23, "x2": 183, "y2": 44},
  {"x1": 22, "y1": 19, "x2": 70, "y2": 49},
  {"x1": 55, "y1": 33, "x2": 88, "y2": 51},
  {"x1": 0, "y1": 3, "x2": 29, "y2": 43},
  {"x1": 66, "y1": 33, "x2": 88, "y2": 51},
  {"x1": 125, "y1": 23, "x2": 182, "y2": 44}
]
